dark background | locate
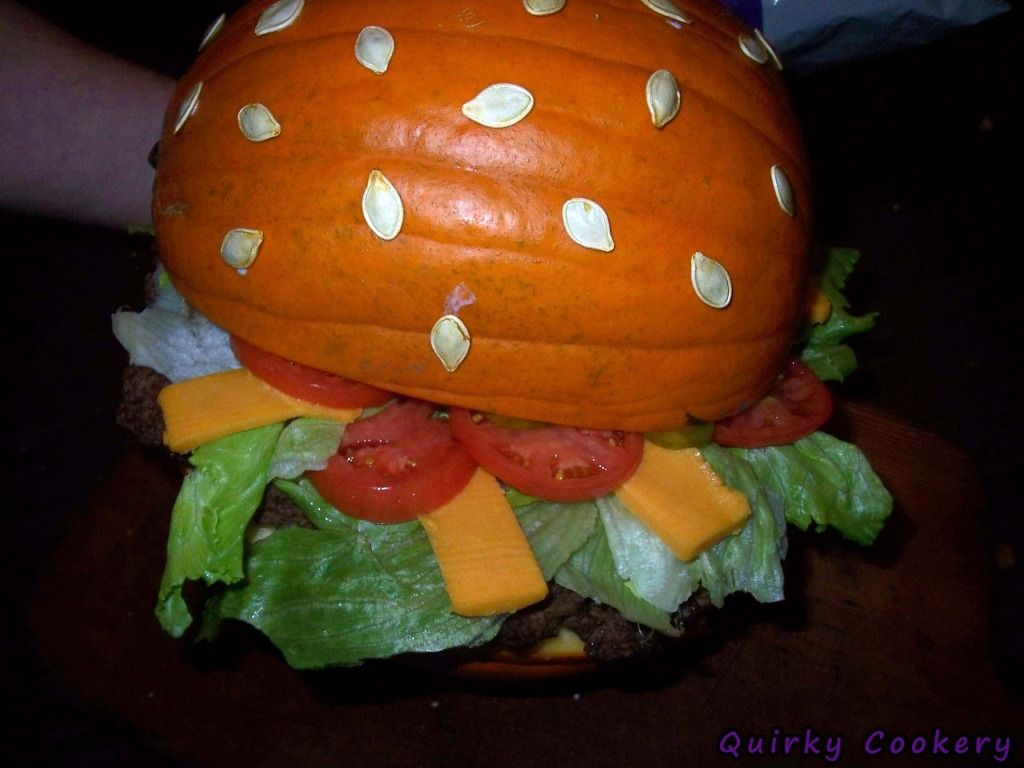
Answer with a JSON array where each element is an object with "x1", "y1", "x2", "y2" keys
[{"x1": 5, "y1": 1, "x2": 1021, "y2": 763}]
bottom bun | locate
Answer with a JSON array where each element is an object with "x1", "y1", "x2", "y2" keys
[{"x1": 452, "y1": 628, "x2": 596, "y2": 680}]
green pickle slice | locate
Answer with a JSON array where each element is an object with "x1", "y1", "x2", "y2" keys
[{"x1": 644, "y1": 423, "x2": 715, "y2": 450}]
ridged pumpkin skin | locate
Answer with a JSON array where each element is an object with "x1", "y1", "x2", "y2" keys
[{"x1": 154, "y1": 0, "x2": 812, "y2": 431}]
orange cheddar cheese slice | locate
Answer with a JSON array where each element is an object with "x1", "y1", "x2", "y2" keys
[
  {"x1": 806, "y1": 285, "x2": 833, "y2": 325},
  {"x1": 418, "y1": 468, "x2": 548, "y2": 616},
  {"x1": 529, "y1": 627, "x2": 587, "y2": 660},
  {"x1": 614, "y1": 443, "x2": 751, "y2": 561},
  {"x1": 158, "y1": 368, "x2": 361, "y2": 453}
]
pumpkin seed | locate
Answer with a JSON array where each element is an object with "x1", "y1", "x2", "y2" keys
[
  {"x1": 690, "y1": 251, "x2": 732, "y2": 308},
  {"x1": 430, "y1": 314, "x2": 471, "y2": 373},
  {"x1": 255, "y1": 0, "x2": 304, "y2": 36},
  {"x1": 237, "y1": 103, "x2": 281, "y2": 142},
  {"x1": 562, "y1": 198, "x2": 614, "y2": 252},
  {"x1": 199, "y1": 13, "x2": 226, "y2": 50},
  {"x1": 362, "y1": 170, "x2": 404, "y2": 240},
  {"x1": 640, "y1": 0, "x2": 692, "y2": 25},
  {"x1": 173, "y1": 81, "x2": 203, "y2": 134},
  {"x1": 462, "y1": 83, "x2": 534, "y2": 128},
  {"x1": 771, "y1": 164, "x2": 795, "y2": 217},
  {"x1": 646, "y1": 69, "x2": 681, "y2": 128},
  {"x1": 355, "y1": 26, "x2": 395, "y2": 74},
  {"x1": 221, "y1": 228, "x2": 264, "y2": 271},
  {"x1": 523, "y1": 0, "x2": 566, "y2": 16},
  {"x1": 755, "y1": 29, "x2": 783, "y2": 70},
  {"x1": 738, "y1": 32, "x2": 768, "y2": 64}
]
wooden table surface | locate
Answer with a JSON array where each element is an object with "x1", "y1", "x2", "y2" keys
[{"x1": 26, "y1": 402, "x2": 1021, "y2": 767}]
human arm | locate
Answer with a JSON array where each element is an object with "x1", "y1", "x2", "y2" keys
[{"x1": 0, "y1": 0, "x2": 175, "y2": 229}]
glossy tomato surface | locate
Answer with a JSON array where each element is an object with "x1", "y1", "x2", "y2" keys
[
  {"x1": 231, "y1": 336, "x2": 392, "y2": 408},
  {"x1": 712, "y1": 359, "x2": 833, "y2": 448},
  {"x1": 307, "y1": 399, "x2": 476, "y2": 523},
  {"x1": 448, "y1": 409, "x2": 643, "y2": 502}
]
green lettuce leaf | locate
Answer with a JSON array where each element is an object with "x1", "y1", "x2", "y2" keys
[
  {"x1": 155, "y1": 419, "x2": 344, "y2": 637},
  {"x1": 514, "y1": 499, "x2": 598, "y2": 580},
  {"x1": 554, "y1": 516, "x2": 681, "y2": 636},
  {"x1": 155, "y1": 407, "x2": 890, "y2": 664},
  {"x1": 595, "y1": 445, "x2": 787, "y2": 611},
  {"x1": 800, "y1": 247, "x2": 878, "y2": 381},
  {"x1": 268, "y1": 418, "x2": 346, "y2": 480},
  {"x1": 695, "y1": 445, "x2": 789, "y2": 606},
  {"x1": 200, "y1": 481, "x2": 501, "y2": 667},
  {"x1": 595, "y1": 495, "x2": 699, "y2": 612},
  {"x1": 582, "y1": 434, "x2": 888, "y2": 613},
  {"x1": 730, "y1": 432, "x2": 893, "y2": 546},
  {"x1": 156, "y1": 425, "x2": 282, "y2": 637},
  {"x1": 111, "y1": 267, "x2": 238, "y2": 383}
]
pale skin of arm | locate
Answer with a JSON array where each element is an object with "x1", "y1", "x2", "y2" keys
[{"x1": 0, "y1": 0, "x2": 175, "y2": 229}]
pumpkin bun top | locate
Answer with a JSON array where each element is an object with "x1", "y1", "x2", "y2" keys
[{"x1": 154, "y1": 0, "x2": 812, "y2": 432}]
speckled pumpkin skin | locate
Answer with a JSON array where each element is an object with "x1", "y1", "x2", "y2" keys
[{"x1": 154, "y1": 0, "x2": 812, "y2": 431}]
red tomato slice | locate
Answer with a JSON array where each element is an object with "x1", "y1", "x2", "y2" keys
[
  {"x1": 712, "y1": 359, "x2": 833, "y2": 448},
  {"x1": 448, "y1": 409, "x2": 643, "y2": 502},
  {"x1": 231, "y1": 336, "x2": 391, "y2": 408},
  {"x1": 307, "y1": 399, "x2": 477, "y2": 523}
]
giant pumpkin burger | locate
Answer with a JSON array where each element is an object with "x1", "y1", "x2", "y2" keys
[{"x1": 114, "y1": 0, "x2": 892, "y2": 674}]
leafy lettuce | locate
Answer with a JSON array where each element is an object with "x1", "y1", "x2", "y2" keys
[
  {"x1": 112, "y1": 268, "x2": 238, "y2": 382},
  {"x1": 156, "y1": 419, "x2": 344, "y2": 636},
  {"x1": 200, "y1": 478, "x2": 503, "y2": 668},
  {"x1": 157, "y1": 421, "x2": 890, "y2": 667},
  {"x1": 801, "y1": 247, "x2": 878, "y2": 381},
  {"x1": 725, "y1": 433, "x2": 892, "y2": 546},
  {"x1": 545, "y1": 433, "x2": 889, "y2": 630}
]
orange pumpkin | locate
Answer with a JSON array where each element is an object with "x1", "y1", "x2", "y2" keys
[{"x1": 154, "y1": 0, "x2": 811, "y2": 432}]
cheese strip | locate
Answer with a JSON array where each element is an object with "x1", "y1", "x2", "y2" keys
[
  {"x1": 419, "y1": 468, "x2": 548, "y2": 616},
  {"x1": 614, "y1": 443, "x2": 751, "y2": 561},
  {"x1": 158, "y1": 368, "x2": 361, "y2": 453},
  {"x1": 530, "y1": 627, "x2": 587, "y2": 660},
  {"x1": 807, "y1": 286, "x2": 833, "y2": 324}
]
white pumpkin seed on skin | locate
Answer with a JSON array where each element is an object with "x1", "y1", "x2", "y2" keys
[
  {"x1": 199, "y1": 13, "x2": 226, "y2": 51},
  {"x1": 238, "y1": 103, "x2": 281, "y2": 142},
  {"x1": 641, "y1": 0, "x2": 692, "y2": 25},
  {"x1": 646, "y1": 69, "x2": 681, "y2": 129},
  {"x1": 523, "y1": 0, "x2": 566, "y2": 16},
  {"x1": 430, "y1": 315, "x2": 471, "y2": 373},
  {"x1": 691, "y1": 252, "x2": 732, "y2": 308},
  {"x1": 755, "y1": 29, "x2": 783, "y2": 70},
  {"x1": 221, "y1": 228, "x2": 264, "y2": 271},
  {"x1": 771, "y1": 164, "x2": 796, "y2": 217},
  {"x1": 462, "y1": 83, "x2": 534, "y2": 128},
  {"x1": 362, "y1": 170, "x2": 404, "y2": 240},
  {"x1": 738, "y1": 33, "x2": 769, "y2": 64},
  {"x1": 355, "y1": 26, "x2": 395, "y2": 74},
  {"x1": 255, "y1": 0, "x2": 304, "y2": 36},
  {"x1": 173, "y1": 81, "x2": 203, "y2": 134},
  {"x1": 562, "y1": 198, "x2": 614, "y2": 252}
]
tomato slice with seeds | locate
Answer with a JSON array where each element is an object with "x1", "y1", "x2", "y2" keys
[
  {"x1": 307, "y1": 399, "x2": 476, "y2": 523},
  {"x1": 712, "y1": 358, "x2": 833, "y2": 448},
  {"x1": 231, "y1": 336, "x2": 392, "y2": 408},
  {"x1": 448, "y1": 409, "x2": 643, "y2": 502}
]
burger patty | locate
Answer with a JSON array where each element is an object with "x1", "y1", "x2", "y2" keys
[
  {"x1": 119, "y1": 364, "x2": 712, "y2": 661},
  {"x1": 493, "y1": 584, "x2": 712, "y2": 662},
  {"x1": 117, "y1": 365, "x2": 171, "y2": 446}
]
